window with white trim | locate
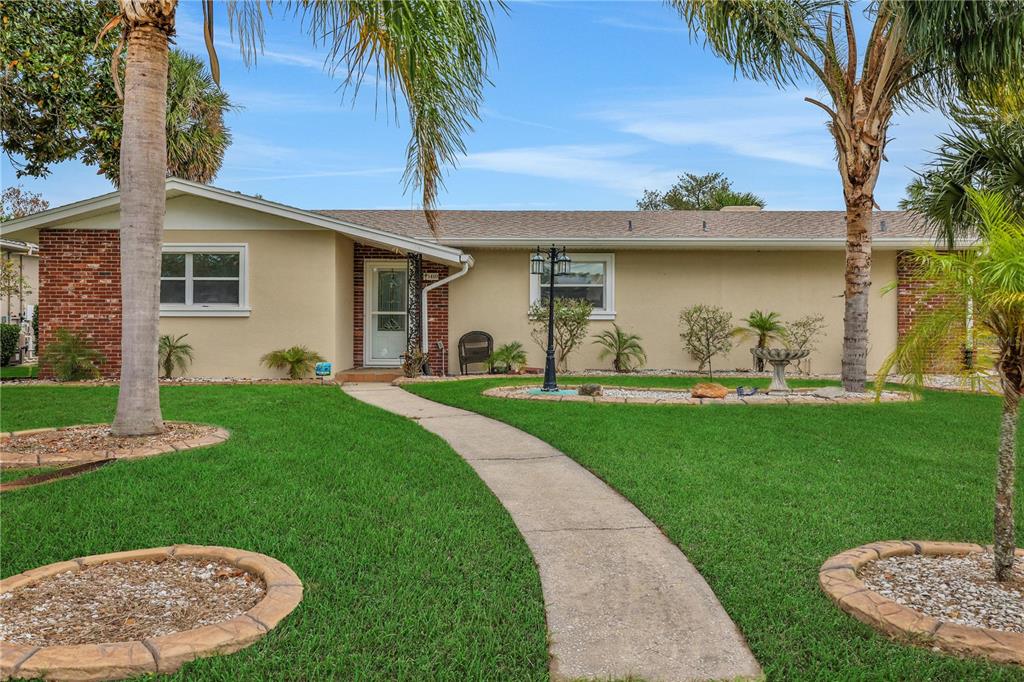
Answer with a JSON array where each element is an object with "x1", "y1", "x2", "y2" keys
[
  {"x1": 529, "y1": 253, "x2": 615, "y2": 320},
  {"x1": 160, "y1": 244, "x2": 248, "y2": 316}
]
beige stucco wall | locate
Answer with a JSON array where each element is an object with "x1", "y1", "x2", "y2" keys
[
  {"x1": 1, "y1": 251, "x2": 38, "y2": 323},
  {"x1": 448, "y1": 249, "x2": 899, "y2": 375}
]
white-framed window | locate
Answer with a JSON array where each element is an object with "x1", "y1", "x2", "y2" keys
[
  {"x1": 160, "y1": 244, "x2": 249, "y2": 317},
  {"x1": 529, "y1": 252, "x2": 615, "y2": 320}
]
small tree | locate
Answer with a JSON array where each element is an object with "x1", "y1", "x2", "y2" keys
[
  {"x1": 680, "y1": 304, "x2": 732, "y2": 379},
  {"x1": 158, "y1": 333, "x2": 193, "y2": 379},
  {"x1": 782, "y1": 314, "x2": 827, "y2": 374},
  {"x1": 593, "y1": 323, "x2": 647, "y2": 372},
  {"x1": 876, "y1": 190, "x2": 1023, "y2": 582},
  {"x1": 529, "y1": 299, "x2": 593, "y2": 371},
  {"x1": 732, "y1": 310, "x2": 785, "y2": 371},
  {"x1": 0, "y1": 260, "x2": 32, "y2": 300}
]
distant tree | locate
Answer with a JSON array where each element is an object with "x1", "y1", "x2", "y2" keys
[
  {"x1": 0, "y1": 186, "x2": 48, "y2": 222},
  {"x1": 783, "y1": 314, "x2": 827, "y2": 374},
  {"x1": 679, "y1": 0, "x2": 1024, "y2": 393},
  {"x1": 1, "y1": 0, "x2": 233, "y2": 184},
  {"x1": 877, "y1": 190, "x2": 1023, "y2": 582},
  {"x1": 732, "y1": 310, "x2": 785, "y2": 371},
  {"x1": 637, "y1": 172, "x2": 766, "y2": 210},
  {"x1": 901, "y1": 104, "x2": 1024, "y2": 248},
  {"x1": 529, "y1": 299, "x2": 593, "y2": 371},
  {"x1": 0, "y1": 260, "x2": 33, "y2": 301},
  {"x1": 680, "y1": 304, "x2": 733, "y2": 379}
]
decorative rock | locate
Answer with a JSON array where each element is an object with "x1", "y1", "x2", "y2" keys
[
  {"x1": 578, "y1": 384, "x2": 603, "y2": 397},
  {"x1": 691, "y1": 383, "x2": 729, "y2": 399},
  {"x1": 813, "y1": 386, "x2": 847, "y2": 399}
]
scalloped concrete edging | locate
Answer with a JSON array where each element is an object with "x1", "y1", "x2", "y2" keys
[
  {"x1": 0, "y1": 545, "x2": 302, "y2": 681},
  {"x1": 819, "y1": 540, "x2": 1024, "y2": 666},
  {"x1": 0, "y1": 423, "x2": 230, "y2": 469},
  {"x1": 483, "y1": 385, "x2": 914, "y2": 406}
]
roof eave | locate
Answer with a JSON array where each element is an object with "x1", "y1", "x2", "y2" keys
[{"x1": 433, "y1": 236, "x2": 955, "y2": 251}]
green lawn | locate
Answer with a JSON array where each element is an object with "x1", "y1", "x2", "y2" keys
[
  {"x1": 0, "y1": 385, "x2": 548, "y2": 680},
  {"x1": 0, "y1": 364, "x2": 38, "y2": 379},
  {"x1": 405, "y1": 375, "x2": 1024, "y2": 682},
  {"x1": 0, "y1": 466, "x2": 57, "y2": 483}
]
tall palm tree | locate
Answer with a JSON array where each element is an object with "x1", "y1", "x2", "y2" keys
[
  {"x1": 106, "y1": 0, "x2": 500, "y2": 435},
  {"x1": 876, "y1": 190, "x2": 1023, "y2": 582},
  {"x1": 678, "y1": 0, "x2": 1024, "y2": 392}
]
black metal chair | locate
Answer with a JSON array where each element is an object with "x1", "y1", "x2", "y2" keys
[{"x1": 458, "y1": 331, "x2": 493, "y2": 375}]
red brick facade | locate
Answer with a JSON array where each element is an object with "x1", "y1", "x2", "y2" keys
[
  {"x1": 352, "y1": 243, "x2": 450, "y2": 375},
  {"x1": 896, "y1": 249, "x2": 961, "y2": 370},
  {"x1": 38, "y1": 230, "x2": 122, "y2": 379}
]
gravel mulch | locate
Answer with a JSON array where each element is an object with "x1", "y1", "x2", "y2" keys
[
  {"x1": 860, "y1": 552, "x2": 1024, "y2": 633},
  {"x1": 0, "y1": 559, "x2": 265, "y2": 646},
  {"x1": 2, "y1": 423, "x2": 216, "y2": 456}
]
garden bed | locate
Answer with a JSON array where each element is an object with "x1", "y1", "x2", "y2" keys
[
  {"x1": 819, "y1": 541, "x2": 1024, "y2": 665},
  {"x1": 0, "y1": 422, "x2": 229, "y2": 468},
  {"x1": 482, "y1": 384, "x2": 912, "y2": 405},
  {"x1": 0, "y1": 546, "x2": 302, "y2": 681}
]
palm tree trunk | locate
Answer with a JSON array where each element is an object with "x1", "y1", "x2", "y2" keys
[
  {"x1": 112, "y1": 3, "x2": 175, "y2": 436},
  {"x1": 841, "y1": 195, "x2": 873, "y2": 392},
  {"x1": 994, "y1": 349, "x2": 1021, "y2": 582}
]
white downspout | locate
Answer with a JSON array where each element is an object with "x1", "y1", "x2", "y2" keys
[{"x1": 421, "y1": 255, "x2": 473, "y2": 361}]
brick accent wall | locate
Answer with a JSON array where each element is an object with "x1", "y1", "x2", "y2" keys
[
  {"x1": 353, "y1": 242, "x2": 450, "y2": 375},
  {"x1": 896, "y1": 249, "x2": 961, "y2": 370},
  {"x1": 38, "y1": 230, "x2": 122, "y2": 379}
]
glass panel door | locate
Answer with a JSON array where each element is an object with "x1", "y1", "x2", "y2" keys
[{"x1": 369, "y1": 266, "x2": 407, "y2": 362}]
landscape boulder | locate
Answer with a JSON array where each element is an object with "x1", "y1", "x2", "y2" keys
[
  {"x1": 691, "y1": 382, "x2": 729, "y2": 399},
  {"x1": 812, "y1": 386, "x2": 846, "y2": 399},
  {"x1": 578, "y1": 384, "x2": 603, "y2": 397}
]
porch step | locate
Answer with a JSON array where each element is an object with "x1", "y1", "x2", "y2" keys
[{"x1": 336, "y1": 367, "x2": 403, "y2": 383}]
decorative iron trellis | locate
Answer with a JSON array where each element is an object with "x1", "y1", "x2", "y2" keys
[{"x1": 406, "y1": 252, "x2": 423, "y2": 358}]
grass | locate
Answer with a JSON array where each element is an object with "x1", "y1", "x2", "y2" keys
[
  {"x1": 0, "y1": 384, "x2": 548, "y2": 680},
  {"x1": 0, "y1": 466, "x2": 57, "y2": 483},
  {"x1": 405, "y1": 375, "x2": 1024, "y2": 682},
  {"x1": 0, "y1": 364, "x2": 38, "y2": 379}
]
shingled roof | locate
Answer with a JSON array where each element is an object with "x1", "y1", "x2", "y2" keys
[{"x1": 316, "y1": 208, "x2": 932, "y2": 244}]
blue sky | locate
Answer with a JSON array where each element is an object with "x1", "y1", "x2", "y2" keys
[{"x1": 4, "y1": 1, "x2": 953, "y2": 212}]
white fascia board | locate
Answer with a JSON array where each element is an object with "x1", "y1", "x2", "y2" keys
[{"x1": 438, "y1": 236, "x2": 959, "y2": 251}]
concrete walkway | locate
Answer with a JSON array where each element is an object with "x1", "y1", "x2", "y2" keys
[{"x1": 342, "y1": 384, "x2": 762, "y2": 682}]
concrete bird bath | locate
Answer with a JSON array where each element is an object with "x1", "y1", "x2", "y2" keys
[{"x1": 751, "y1": 348, "x2": 810, "y2": 395}]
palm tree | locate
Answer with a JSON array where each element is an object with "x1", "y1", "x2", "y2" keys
[
  {"x1": 732, "y1": 310, "x2": 785, "y2": 371},
  {"x1": 593, "y1": 323, "x2": 647, "y2": 372},
  {"x1": 106, "y1": 0, "x2": 500, "y2": 435},
  {"x1": 678, "y1": 0, "x2": 1024, "y2": 392},
  {"x1": 158, "y1": 333, "x2": 193, "y2": 379},
  {"x1": 876, "y1": 191, "x2": 1023, "y2": 582},
  {"x1": 901, "y1": 104, "x2": 1024, "y2": 249},
  {"x1": 261, "y1": 346, "x2": 326, "y2": 380}
]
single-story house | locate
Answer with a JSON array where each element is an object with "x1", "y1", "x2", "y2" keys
[{"x1": 0, "y1": 178, "x2": 944, "y2": 379}]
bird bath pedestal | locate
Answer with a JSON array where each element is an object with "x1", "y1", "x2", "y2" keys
[{"x1": 751, "y1": 348, "x2": 810, "y2": 395}]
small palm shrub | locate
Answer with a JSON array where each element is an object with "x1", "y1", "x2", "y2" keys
[
  {"x1": 0, "y1": 323, "x2": 19, "y2": 366},
  {"x1": 487, "y1": 341, "x2": 528, "y2": 373},
  {"x1": 261, "y1": 345, "x2": 325, "y2": 379},
  {"x1": 592, "y1": 324, "x2": 646, "y2": 372},
  {"x1": 159, "y1": 333, "x2": 194, "y2": 379},
  {"x1": 732, "y1": 310, "x2": 785, "y2": 371},
  {"x1": 401, "y1": 348, "x2": 428, "y2": 378},
  {"x1": 41, "y1": 328, "x2": 104, "y2": 381}
]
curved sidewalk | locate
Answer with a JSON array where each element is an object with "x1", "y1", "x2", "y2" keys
[{"x1": 342, "y1": 383, "x2": 762, "y2": 682}]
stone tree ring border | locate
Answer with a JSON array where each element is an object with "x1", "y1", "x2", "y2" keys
[
  {"x1": 0, "y1": 545, "x2": 303, "y2": 681},
  {"x1": 819, "y1": 540, "x2": 1024, "y2": 666}
]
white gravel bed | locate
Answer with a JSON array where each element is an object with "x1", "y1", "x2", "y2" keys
[{"x1": 860, "y1": 553, "x2": 1024, "y2": 633}]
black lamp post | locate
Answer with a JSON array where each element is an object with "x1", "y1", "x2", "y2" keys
[{"x1": 531, "y1": 245, "x2": 571, "y2": 391}]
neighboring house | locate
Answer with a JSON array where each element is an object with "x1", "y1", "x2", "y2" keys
[
  {"x1": 0, "y1": 238, "x2": 38, "y2": 325},
  {"x1": 0, "y1": 178, "x2": 945, "y2": 379}
]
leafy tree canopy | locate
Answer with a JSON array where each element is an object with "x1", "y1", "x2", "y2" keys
[
  {"x1": 1, "y1": 0, "x2": 233, "y2": 184},
  {"x1": 637, "y1": 172, "x2": 766, "y2": 210},
  {"x1": 0, "y1": 186, "x2": 48, "y2": 222}
]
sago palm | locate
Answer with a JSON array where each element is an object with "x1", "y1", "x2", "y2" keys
[
  {"x1": 103, "y1": 0, "x2": 501, "y2": 435},
  {"x1": 732, "y1": 310, "x2": 785, "y2": 371},
  {"x1": 261, "y1": 346, "x2": 326, "y2": 380},
  {"x1": 487, "y1": 341, "x2": 528, "y2": 374},
  {"x1": 593, "y1": 323, "x2": 647, "y2": 372},
  {"x1": 678, "y1": 0, "x2": 1024, "y2": 392},
  {"x1": 876, "y1": 190, "x2": 1024, "y2": 582},
  {"x1": 158, "y1": 333, "x2": 193, "y2": 379}
]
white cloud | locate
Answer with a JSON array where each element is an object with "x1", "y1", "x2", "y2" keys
[
  {"x1": 596, "y1": 17, "x2": 686, "y2": 34},
  {"x1": 462, "y1": 144, "x2": 678, "y2": 196},
  {"x1": 597, "y1": 91, "x2": 838, "y2": 169}
]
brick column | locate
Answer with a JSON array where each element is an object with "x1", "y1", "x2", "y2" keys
[
  {"x1": 352, "y1": 242, "x2": 450, "y2": 375},
  {"x1": 896, "y1": 249, "x2": 961, "y2": 371},
  {"x1": 38, "y1": 230, "x2": 122, "y2": 378}
]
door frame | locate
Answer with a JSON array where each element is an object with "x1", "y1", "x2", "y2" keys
[{"x1": 363, "y1": 259, "x2": 407, "y2": 367}]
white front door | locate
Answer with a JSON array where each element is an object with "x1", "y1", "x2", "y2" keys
[{"x1": 365, "y1": 262, "x2": 407, "y2": 365}]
